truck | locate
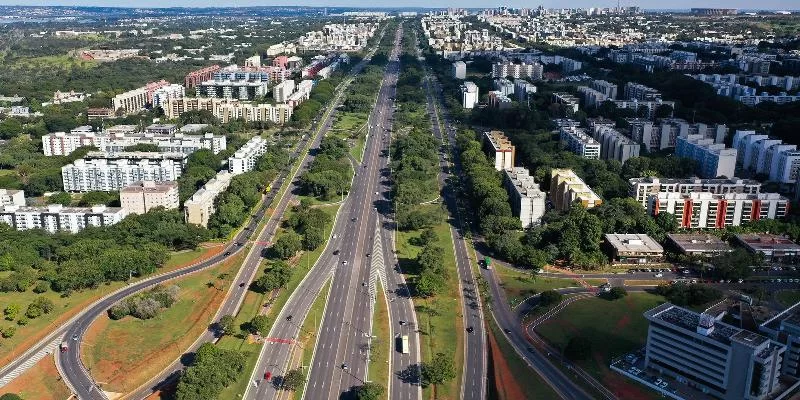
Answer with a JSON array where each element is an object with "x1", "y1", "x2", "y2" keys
[{"x1": 484, "y1": 256, "x2": 492, "y2": 270}]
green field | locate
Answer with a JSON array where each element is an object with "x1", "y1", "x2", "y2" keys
[
  {"x1": 368, "y1": 280, "x2": 390, "y2": 396},
  {"x1": 776, "y1": 290, "x2": 800, "y2": 307},
  {"x1": 494, "y1": 264, "x2": 606, "y2": 308},
  {"x1": 396, "y1": 221, "x2": 463, "y2": 400},
  {"x1": 295, "y1": 279, "x2": 332, "y2": 400},
  {"x1": 329, "y1": 111, "x2": 369, "y2": 162}
]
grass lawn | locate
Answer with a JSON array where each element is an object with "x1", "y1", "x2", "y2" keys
[
  {"x1": 535, "y1": 292, "x2": 665, "y2": 400},
  {"x1": 329, "y1": 111, "x2": 369, "y2": 162},
  {"x1": 81, "y1": 250, "x2": 244, "y2": 393},
  {"x1": 294, "y1": 279, "x2": 332, "y2": 400},
  {"x1": 1, "y1": 356, "x2": 71, "y2": 399},
  {"x1": 368, "y1": 280, "x2": 390, "y2": 394},
  {"x1": 396, "y1": 221, "x2": 463, "y2": 400},
  {"x1": 0, "y1": 247, "x2": 220, "y2": 367},
  {"x1": 776, "y1": 289, "x2": 800, "y2": 307},
  {"x1": 494, "y1": 264, "x2": 606, "y2": 307},
  {"x1": 486, "y1": 316, "x2": 559, "y2": 400}
]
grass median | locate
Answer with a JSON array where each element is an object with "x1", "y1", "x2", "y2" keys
[
  {"x1": 1, "y1": 356, "x2": 71, "y2": 399},
  {"x1": 494, "y1": 264, "x2": 606, "y2": 306},
  {"x1": 367, "y1": 280, "x2": 390, "y2": 395},
  {"x1": 293, "y1": 278, "x2": 332, "y2": 400}
]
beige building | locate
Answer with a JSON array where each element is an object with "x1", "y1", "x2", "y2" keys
[
  {"x1": 550, "y1": 169, "x2": 603, "y2": 212},
  {"x1": 605, "y1": 233, "x2": 664, "y2": 264},
  {"x1": 164, "y1": 98, "x2": 293, "y2": 124},
  {"x1": 112, "y1": 88, "x2": 148, "y2": 115},
  {"x1": 120, "y1": 181, "x2": 179, "y2": 215},
  {"x1": 184, "y1": 171, "x2": 234, "y2": 227},
  {"x1": 483, "y1": 131, "x2": 515, "y2": 171}
]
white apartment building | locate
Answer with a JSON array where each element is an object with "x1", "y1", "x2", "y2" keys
[
  {"x1": 272, "y1": 80, "x2": 296, "y2": 103},
  {"x1": 0, "y1": 189, "x2": 25, "y2": 206},
  {"x1": 62, "y1": 154, "x2": 185, "y2": 192},
  {"x1": 649, "y1": 192, "x2": 789, "y2": 229},
  {"x1": 229, "y1": 136, "x2": 269, "y2": 175},
  {"x1": 491, "y1": 62, "x2": 543, "y2": 80},
  {"x1": 627, "y1": 118, "x2": 727, "y2": 151},
  {"x1": 628, "y1": 177, "x2": 762, "y2": 207},
  {"x1": 589, "y1": 79, "x2": 618, "y2": 99},
  {"x1": 493, "y1": 78, "x2": 514, "y2": 97},
  {"x1": 184, "y1": 171, "x2": 234, "y2": 227},
  {"x1": 164, "y1": 98, "x2": 293, "y2": 124},
  {"x1": 624, "y1": 82, "x2": 662, "y2": 101},
  {"x1": 43, "y1": 130, "x2": 226, "y2": 156},
  {"x1": 591, "y1": 125, "x2": 640, "y2": 164},
  {"x1": 550, "y1": 169, "x2": 603, "y2": 212},
  {"x1": 733, "y1": 130, "x2": 800, "y2": 184},
  {"x1": 119, "y1": 181, "x2": 179, "y2": 215},
  {"x1": 152, "y1": 84, "x2": 185, "y2": 108},
  {"x1": 197, "y1": 79, "x2": 269, "y2": 101},
  {"x1": 559, "y1": 125, "x2": 601, "y2": 159},
  {"x1": 675, "y1": 135, "x2": 737, "y2": 179},
  {"x1": 112, "y1": 88, "x2": 148, "y2": 114},
  {"x1": 577, "y1": 86, "x2": 609, "y2": 108},
  {"x1": 611, "y1": 99, "x2": 676, "y2": 119},
  {"x1": 483, "y1": 131, "x2": 515, "y2": 171},
  {"x1": 552, "y1": 92, "x2": 579, "y2": 113},
  {"x1": 461, "y1": 81, "x2": 479, "y2": 109},
  {"x1": 503, "y1": 167, "x2": 546, "y2": 228},
  {"x1": 0, "y1": 204, "x2": 128, "y2": 234},
  {"x1": 452, "y1": 61, "x2": 466, "y2": 79}
]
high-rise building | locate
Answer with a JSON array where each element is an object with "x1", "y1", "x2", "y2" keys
[
  {"x1": 611, "y1": 99, "x2": 676, "y2": 119},
  {"x1": 0, "y1": 204, "x2": 127, "y2": 234},
  {"x1": 488, "y1": 91, "x2": 513, "y2": 109},
  {"x1": 483, "y1": 131, "x2": 515, "y2": 171},
  {"x1": 229, "y1": 136, "x2": 269, "y2": 175},
  {"x1": 649, "y1": 192, "x2": 789, "y2": 229},
  {"x1": 628, "y1": 177, "x2": 761, "y2": 207},
  {"x1": 185, "y1": 65, "x2": 221, "y2": 89},
  {"x1": 552, "y1": 92, "x2": 579, "y2": 113},
  {"x1": 732, "y1": 130, "x2": 800, "y2": 184},
  {"x1": 558, "y1": 125, "x2": 601, "y2": 159},
  {"x1": 164, "y1": 98, "x2": 293, "y2": 124},
  {"x1": 675, "y1": 135, "x2": 737, "y2": 178},
  {"x1": 197, "y1": 79, "x2": 269, "y2": 101},
  {"x1": 644, "y1": 303, "x2": 785, "y2": 400},
  {"x1": 272, "y1": 80, "x2": 296, "y2": 103},
  {"x1": 591, "y1": 125, "x2": 640, "y2": 164},
  {"x1": 152, "y1": 84, "x2": 185, "y2": 109},
  {"x1": 452, "y1": 61, "x2": 466, "y2": 79},
  {"x1": 577, "y1": 86, "x2": 609, "y2": 108},
  {"x1": 493, "y1": 78, "x2": 515, "y2": 97},
  {"x1": 491, "y1": 62, "x2": 543, "y2": 80},
  {"x1": 184, "y1": 171, "x2": 234, "y2": 227},
  {"x1": 503, "y1": 167, "x2": 546, "y2": 228},
  {"x1": 461, "y1": 81, "x2": 479, "y2": 109},
  {"x1": 513, "y1": 79, "x2": 536, "y2": 102},
  {"x1": 589, "y1": 79, "x2": 618, "y2": 99},
  {"x1": 624, "y1": 82, "x2": 662, "y2": 101},
  {"x1": 119, "y1": 181, "x2": 179, "y2": 215},
  {"x1": 760, "y1": 299, "x2": 800, "y2": 381},
  {"x1": 550, "y1": 169, "x2": 603, "y2": 211},
  {"x1": 627, "y1": 119, "x2": 727, "y2": 151}
]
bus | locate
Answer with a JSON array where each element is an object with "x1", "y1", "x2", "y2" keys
[
  {"x1": 399, "y1": 335, "x2": 409, "y2": 354},
  {"x1": 484, "y1": 256, "x2": 492, "y2": 270}
]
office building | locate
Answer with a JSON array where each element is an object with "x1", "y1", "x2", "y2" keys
[
  {"x1": 184, "y1": 65, "x2": 221, "y2": 89},
  {"x1": 272, "y1": 80, "x2": 296, "y2": 103},
  {"x1": 550, "y1": 169, "x2": 603, "y2": 212},
  {"x1": 649, "y1": 192, "x2": 789, "y2": 229},
  {"x1": 0, "y1": 204, "x2": 127, "y2": 234},
  {"x1": 675, "y1": 135, "x2": 737, "y2": 179},
  {"x1": 589, "y1": 79, "x2": 618, "y2": 99},
  {"x1": 119, "y1": 181, "x2": 179, "y2": 215},
  {"x1": 461, "y1": 82, "x2": 479, "y2": 109},
  {"x1": 665, "y1": 233, "x2": 733, "y2": 257},
  {"x1": 644, "y1": 303, "x2": 785, "y2": 400},
  {"x1": 0, "y1": 189, "x2": 24, "y2": 206},
  {"x1": 628, "y1": 177, "x2": 761, "y2": 207},
  {"x1": 483, "y1": 131, "x2": 515, "y2": 171},
  {"x1": 605, "y1": 234, "x2": 664, "y2": 264},
  {"x1": 591, "y1": 125, "x2": 640, "y2": 164},
  {"x1": 503, "y1": 167, "x2": 546, "y2": 228},
  {"x1": 559, "y1": 125, "x2": 601, "y2": 159},
  {"x1": 488, "y1": 91, "x2": 513, "y2": 109},
  {"x1": 627, "y1": 119, "x2": 727, "y2": 152},
  {"x1": 760, "y1": 302, "x2": 800, "y2": 380},
  {"x1": 552, "y1": 92, "x2": 579, "y2": 113},
  {"x1": 734, "y1": 234, "x2": 800, "y2": 263},
  {"x1": 624, "y1": 82, "x2": 662, "y2": 101},
  {"x1": 62, "y1": 153, "x2": 186, "y2": 192},
  {"x1": 184, "y1": 171, "x2": 234, "y2": 227},
  {"x1": 452, "y1": 61, "x2": 466, "y2": 79},
  {"x1": 229, "y1": 136, "x2": 269, "y2": 175}
]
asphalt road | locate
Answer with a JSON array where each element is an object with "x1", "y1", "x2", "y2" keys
[
  {"x1": 55, "y1": 38, "x2": 383, "y2": 400},
  {"x1": 242, "y1": 26, "x2": 416, "y2": 400}
]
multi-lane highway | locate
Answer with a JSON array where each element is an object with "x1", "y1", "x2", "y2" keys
[
  {"x1": 52, "y1": 31, "x2": 387, "y2": 400},
  {"x1": 243, "y1": 24, "x2": 419, "y2": 400}
]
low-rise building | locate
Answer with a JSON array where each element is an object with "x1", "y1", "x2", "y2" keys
[
  {"x1": 550, "y1": 169, "x2": 603, "y2": 211},
  {"x1": 734, "y1": 234, "x2": 800, "y2": 263},
  {"x1": 184, "y1": 171, "x2": 234, "y2": 227},
  {"x1": 591, "y1": 125, "x2": 640, "y2": 164},
  {"x1": 0, "y1": 204, "x2": 127, "y2": 234},
  {"x1": 665, "y1": 233, "x2": 733, "y2": 257},
  {"x1": 503, "y1": 167, "x2": 546, "y2": 228},
  {"x1": 62, "y1": 153, "x2": 186, "y2": 192},
  {"x1": 650, "y1": 192, "x2": 790, "y2": 229},
  {"x1": 145, "y1": 124, "x2": 178, "y2": 135},
  {"x1": 452, "y1": 61, "x2": 466, "y2": 79},
  {"x1": 611, "y1": 99, "x2": 675, "y2": 119},
  {"x1": 0, "y1": 189, "x2": 25, "y2": 206},
  {"x1": 165, "y1": 98, "x2": 293, "y2": 124},
  {"x1": 488, "y1": 91, "x2": 512, "y2": 109},
  {"x1": 119, "y1": 181, "x2": 179, "y2": 215},
  {"x1": 552, "y1": 92, "x2": 579, "y2": 113},
  {"x1": 605, "y1": 233, "x2": 664, "y2": 264},
  {"x1": 624, "y1": 82, "x2": 662, "y2": 101},
  {"x1": 229, "y1": 136, "x2": 269, "y2": 175}
]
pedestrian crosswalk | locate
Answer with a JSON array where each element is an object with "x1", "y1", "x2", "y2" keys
[{"x1": 0, "y1": 338, "x2": 61, "y2": 387}]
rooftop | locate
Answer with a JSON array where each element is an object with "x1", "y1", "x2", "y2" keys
[
  {"x1": 484, "y1": 131, "x2": 514, "y2": 152},
  {"x1": 120, "y1": 181, "x2": 178, "y2": 194},
  {"x1": 605, "y1": 233, "x2": 664, "y2": 253},
  {"x1": 645, "y1": 303, "x2": 754, "y2": 347},
  {"x1": 666, "y1": 234, "x2": 732, "y2": 254},
  {"x1": 735, "y1": 233, "x2": 800, "y2": 252}
]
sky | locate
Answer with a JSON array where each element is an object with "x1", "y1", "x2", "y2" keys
[{"x1": 0, "y1": 0, "x2": 796, "y2": 10}]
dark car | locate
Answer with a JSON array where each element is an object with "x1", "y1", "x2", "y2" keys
[
  {"x1": 503, "y1": 328, "x2": 512, "y2": 334},
  {"x1": 235, "y1": 242, "x2": 243, "y2": 246},
  {"x1": 466, "y1": 326, "x2": 474, "y2": 333},
  {"x1": 224, "y1": 251, "x2": 231, "y2": 256},
  {"x1": 333, "y1": 249, "x2": 340, "y2": 255},
  {"x1": 239, "y1": 282, "x2": 246, "y2": 288}
]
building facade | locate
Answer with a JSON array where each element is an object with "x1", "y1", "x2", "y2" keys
[
  {"x1": 62, "y1": 153, "x2": 186, "y2": 192},
  {"x1": 184, "y1": 171, "x2": 234, "y2": 227},
  {"x1": 229, "y1": 136, "x2": 269, "y2": 175},
  {"x1": 629, "y1": 177, "x2": 761, "y2": 207},
  {"x1": 0, "y1": 189, "x2": 25, "y2": 206},
  {"x1": 649, "y1": 192, "x2": 789, "y2": 229},
  {"x1": 119, "y1": 181, "x2": 179, "y2": 215},
  {"x1": 675, "y1": 135, "x2": 737, "y2": 179},
  {"x1": 0, "y1": 204, "x2": 128, "y2": 234},
  {"x1": 483, "y1": 131, "x2": 515, "y2": 171},
  {"x1": 461, "y1": 81, "x2": 479, "y2": 109},
  {"x1": 503, "y1": 167, "x2": 546, "y2": 228},
  {"x1": 558, "y1": 125, "x2": 601, "y2": 159},
  {"x1": 550, "y1": 169, "x2": 603, "y2": 211}
]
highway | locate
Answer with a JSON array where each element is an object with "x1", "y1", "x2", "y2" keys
[
  {"x1": 243, "y1": 24, "x2": 419, "y2": 400},
  {"x1": 54, "y1": 33, "x2": 386, "y2": 400},
  {"x1": 421, "y1": 64, "x2": 487, "y2": 399}
]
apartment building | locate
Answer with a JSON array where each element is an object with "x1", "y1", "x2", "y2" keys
[
  {"x1": 229, "y1": 136, "x2": 269, "y2": 175},
  {"x1": 151, "y1": 84, "x2": 185, "y2": 109},
  {"x1": 513, "y1": 79, "x2": 536, "y2": 102},
  {"x1": 491, "y1": 62, "x2": 543, "y2": 80},
  {"x1": 644, "y1": 303, "x2": 786, "y2": 400},
  {"x1": 760, "y1": 301, "x2": 800, "y2": 381},
  {"x1": 591, "y1": 125, "x2": 640, "y2": 164},
  {"x1": 589, "y1": 79, "x2": 618, "y2": 99},
  {"x1": 558, "y1": 125, "x2": 601, "y2": 159},
  {"x1": 42, "y1": 130, "x2": 108, "y2": 156},
  {"x1": 164, "y1": 98, "x2": 293, "y2": 124},
  {"x1": 732, "y1": 130, "x2": 800, "y2": 184},
  {"x1": 577, "y1": 86, "x2": 609, "y2": 108},
  {"x1": 605, "y1": 234, "x2": 664, "y2": 264},
  {"x1": 452, "y1": 61, "x2": 466, "y2": 79},
  {"x1": 552, "y1": 92, "x2": 579, "y2": 113},
  {"x1": 483, "y1": 131, "x2": 515, "y2": 171},
  {"x1": 119, "y1": 181, "x2": 179, "y2": 214},
  {"x1": 184, "y1": 65, "x2": 221, "y2": 89},
  {"x1": 0, "y1": 189, "x2": 24, "y2": 206},
  {"x1": 0, "y1": 204, "x2": 128, "y2": 234},
  {"x1": 624, "y1": 82, "x2": 662, "y2": 101},
  {"x1": 62, "y1": 153, "x2": 186, "y2": 192},
  {"x1": 503, "y1": 167, "x2": 546, "y2": 228},
  {"x1": 675, "y1": 135, "x2": 737, "y2": 178},
  {"x1": 286, "y1": 80, "x2": 314, "y2": 108},
  {"x1": 197, "y1": 79, "x2": 269, "y2": 101},
  {"x1": 611, "y1": 99, "x2": 676, "y2": 119},
  {"x1": 649, "y1": 192, "x2": 789, "y2": 229},
  {"x1": 493, "y1": 78, "x2": 515, "y2": 97},
  {"x1": 461, "y1": 81, "x2": 479, "y2": 109},
  {"x1": 627, "y1": 119, "x2": 727, "y2": 151},
  {"x1": 488, "y1": 91, "x2": 513, "y2": 109},
  {"x1": 112, "y1": 87, "x2": 148, "y2": 115},
  {"x1": 628, "y1": 177, "x2": 761, "y2": 207},
  {"x1": 550, "y1": 169, "x2": 603, "y2": 212},
  {"x1": 272, "y1": 80, "x2": 296, "y2": 103},
  {"x1": 184, "y1": 171, "x2": 234, "y2": 227}
]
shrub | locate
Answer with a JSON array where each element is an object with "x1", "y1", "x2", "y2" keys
[{"x1": 564, "y1": 336, "x2": 591, "y2": 361}]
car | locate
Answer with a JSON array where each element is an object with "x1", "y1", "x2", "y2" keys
[
  {"x1": 375, "y1": 192, "x2": 379, "y2": 195},
  {"x1": 224, "y1": 251, "x2": 231, "y2": 256},
  {"x1": 287, "y1": 315, "x2": 293, "y2": 321},
  {"x1": 352, "y1": 217, "x2": 357, "y2": 221},
  {"x1": 503, "y1": 328, "x2": 512, "y2": 334},
  {"x1": 333, "y1": 234, "x2": 338, "y2": 239},
  {"x1": 72, "y1": 334, "x2": 78, "y2": 341},
  {"x1": 654, "y1": 273, "x2": 663, "y2": 278},
  {"x1": 235, "y1": 242, "x2": 243, "y2": 247},
  {"x1": 738, "y1": 279, "x2": 744, "y2": 283},
  {"x1": 342, "y1": 363, "x2": 349, "y2": 370},
  {"x1": 333, "y1": 249, "x2": 340, "y2": 255},
  {"x1": 362, "y1": 282, "x2": 367, "y2": 287},
  {"x1": 366, "y1": 253, "x2": 371, "y2": 257},
  {"x1": 466, "y1": 326, "x2": 474, "y2": 333},
  {"x1": 239, "y1": 282, "x2": 246, "y2": 288},
  {"x1": 264, "y1": 371, "x2": 272, "y2": 381}
]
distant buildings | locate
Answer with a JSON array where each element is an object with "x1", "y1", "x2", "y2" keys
[
  {"x1": 272, "y1": 80, "x2": 296, "y2": 103},
  {"x1": 0, "y1": 204, "x2": 127, "y2": 234},
  {"x1": 643, "y1": 303, "x2": 785, "y2": 400},
  {"x1": 610, "y1": 99, "x2": 675, "y2": 119},
  {"x1": 452, "y1": 61, "x2": 466, "y2": 79},
  {"x1": 665, "y1": 233, "x2": 733, "y2": 257},
  {"x1": 184, "y1": 171, "x2": 234, "y2": 227},
  {"x1": 760, "y1": 302, "x2": 800, "y2": 381},
  {"x1": 491, "y1": 62, "x2": 543, "y2": 81},
  {"x1": 623, "y1": 82, "x2": 662, "y2": 101},
  {"x1": 42, "y1": 128, "x2": 227, "y2": 156},
  {"x1": 119, "y1": 181, "x2": 179, "y2": 215},
  {"x1": 627, "y1": 118, "x2": 727, "y2": 152},
  {"x1": 483, "y1": 131, "x2": 515, "y2": 171},
  {"x1": 164, "y1": 98, "x2": 293, "y2": 124},
  {"x1": 552, "y1": 92, "x2": 579, "y2": 113},
  {"x1": 197, "y1": 77, "x2": 268, "y2": 101},
  {"x1": 649, "y1": 192, "x2": 789, "y2": 229},
  {"x1": 557, "y1": 123, "x2": 601, "y2": 159},
  {"x1": 229, "y1": 136, "x2": 269, "y2": 175},
  {"x1": 488, "y1": 91, "x2": 512, "y2": 109},
  {"x1": 185, "y1": 65, "x2": 221, "y2": 89},
  {"x1": 604, "y1": 234, "x2": 664, "y2": 264},
  {"x1": 513, "y1": 79, "x2": 536, "y2": 102},
  {"x1": 734, "y1": 233, "x2": 800, "y2": 263},
  {"x1": 589, "y1": 80, "x2": 618, "y2": 99},
  {"x1": 675, "y1": 135, "x2": 737, "y2": 178},
  {"x1": 43, "y1": 90, "x2": 88, "y2": 107},
  {"x1": 151, "y1": 84, "x2": 185, "y2": 109},
  {"x1": 112, "y1": 80, "x2": 176, "y2": 114},
  {"x1": 62, "y1": 152, "x2": 186, "y2": 192},
  {"x1": 550, "y1": 169, "x2": 602, "y2": 211},
  {"x1": 733, "y1": 130, "x2": 800, "y2": 184},
  {"x1": 503, "y1": 167, "x2": 546, "y2": 228},
  {"x1": 461, "y1": 81, "x2": 479, "y2": 109}
]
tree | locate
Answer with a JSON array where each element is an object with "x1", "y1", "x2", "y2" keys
[
  {"x1": 47, "y1": 191, "x2": 72, "y2": 206},
  {"x1": 272, "y1": 232, "x2": 302, "y2": 260},
  {"x1": 302, "y1": 226, "x2": 325, "y2": 251},
  {"x1": 421, "y1": 352, "x2": 456, "y2": 386},
  {"x1": 248, "y1": 315, "x2": 270, "y2": 335},
  {"x1": 0, "y1": 393, "x2": 23, "y2": 400},
  {"x1": 356, "y1": 382, "x2": 386, "y2": 400},
  {"x1": 601, "y1": 287, "x2": 628, "y2": 300},
  {"x1": 0, "y1": 118, "x2": 23, "y2": 139},
  {"x1": 564, "y1": 336, "x2": 592, "y2": 361},
  {"x1": 218, "y1": 315, "x2": 236, "y2": 336},
  {"x1": 78, "y1": 191, "x2": 115, "y2": 206},
  {"x1": 282, "y1": 368, "x2": 306, "y2": 391},
  {"x1": 654, "y1": 212, "x2": 679, "y2": 234},
  {"x1": 4, "y1": 304, "x2": 19, "y2": 321},
  {"x1": 124, "y1": 143, "x2": 161, "y2": 152},
  {"x1": 538, "y1": 290, "x2": 563, "y2": 306},
  {"x1": 1, "y1": 326, "x2": 16, "y2": 338}
]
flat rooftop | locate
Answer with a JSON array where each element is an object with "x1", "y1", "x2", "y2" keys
[
  {"x1": 484, "y1": 131, "x2": 514, "y2": 152},
  {"x1": 605, "y1": 233, "x2": 663, "y2": 253},
  {"x1": 735, "y1": 234, "x2": 800, "y2": 252},
  {"x1": 645, "y1": 303, "x2": 755, "y2": 347},
  {"x1": 666, "y1": 233, "x2": 733, "y2": 254},
  {"x1": 120, "y1": 181, "x2": 178, "y2": 194}
]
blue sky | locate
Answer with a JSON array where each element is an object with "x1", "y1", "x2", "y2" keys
[{"x1": 0, "y1": 0, "x2": 796, "y2": 10}]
